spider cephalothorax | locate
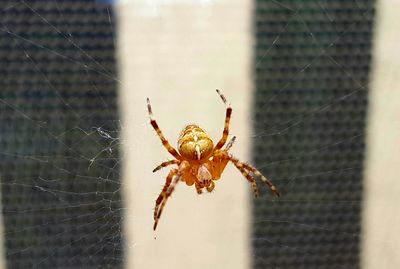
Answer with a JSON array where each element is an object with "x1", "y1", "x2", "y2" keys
[{"x1": 147, "y1": 90, "x2": 280, "y2": 230}]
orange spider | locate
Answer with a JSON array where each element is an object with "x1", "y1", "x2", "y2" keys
[{"x1": 147, "y1": 90, "x2": 280, "y2": 230}]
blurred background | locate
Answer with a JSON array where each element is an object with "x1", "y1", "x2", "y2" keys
[{"x1": 0, "y1": 0, "x2": 399, "y2": 268}]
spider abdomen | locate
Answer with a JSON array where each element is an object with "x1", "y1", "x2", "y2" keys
[{"x1": 178, "y1": 124, "x2": 214, "y2": 161}]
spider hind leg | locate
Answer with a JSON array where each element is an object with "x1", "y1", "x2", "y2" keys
[
  {"x1": 147, "y1": 98, "x2": 182, "y2": 160},
  {"x1": 214, "y1": 90, "x2": 233, "y2": 150}
]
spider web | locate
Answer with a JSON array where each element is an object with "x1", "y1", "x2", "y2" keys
[{"x1": 0, "y1": 0, "x2": 383, "y2": 268}]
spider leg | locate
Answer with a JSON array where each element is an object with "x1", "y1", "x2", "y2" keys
[
  {"x1": 147, "y1": 98, "x2": 182, "y2": 160},
  {"x1": 231, "y1": 161, "x2": 259, "y2": 197},
  {"x1": 240, "y1": 162, "x2": 280, "y2": 197},
  {"x1": 224, "y1": 136, "x2": 236, "y2": 151},
  {"x1": 153, "y1": 169, "x2": 176, "y2": 230},
  {"x1": 154, "y1": 173, "x2": 182, "y2": 230},
  {"x1": 230, "y1": 156, "x2": 280, "y2": 197},
  {"x1": 153, "y1": 161, "x2": 189, "y2": 230},
  {"x1": 214, "y1": 89, "x2": 232, "y2": 150},
  {"x1": 153, "y1": 160, "x2": 180, "y2": 173}
]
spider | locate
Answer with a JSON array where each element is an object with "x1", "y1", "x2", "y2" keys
[{"x1": 147, "y1": 90, "x2": 280, "y2": 230}]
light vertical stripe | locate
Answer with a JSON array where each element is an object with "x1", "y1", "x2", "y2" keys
[
  {"x1": 362, "y1": 1, "x2": 400, "y2": 268},
  {"x1": 118, "y1": 1, "x2": 252, "y2": 269}
]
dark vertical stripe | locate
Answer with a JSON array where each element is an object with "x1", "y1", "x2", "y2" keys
[
  {"x1": 252, "y1": 1, "x2": 374, "y2": 268},
  {"x1": 0, "y1": 1, "x2": 122, "y2": 268}
]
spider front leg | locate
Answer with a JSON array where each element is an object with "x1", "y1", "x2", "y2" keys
[
  {"x1": 154, "y1": 168, "x2": 176, "y2": 230},
  {"x1": 240, "y1": 162, "x2": 280, "y2": 197},
  {"x1": 214, "y1": 89, "x2": 232, "y2": 150},
  {"x1": 153, "y1": 161, "x2": 189, "y2": 230},
  {"x1": 147, "y1": 98, "x2": 182, "y2": 160},
  {"x1": 231, "y1": 161, "x2": 259, "y2": 197},
  {"x1": 230, "y1": 156, "x2": 280, "y2": 197}
]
